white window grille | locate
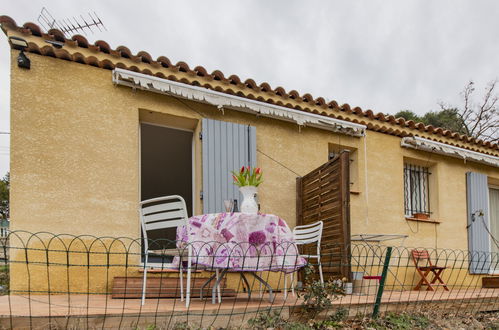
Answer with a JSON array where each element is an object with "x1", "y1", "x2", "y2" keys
[{"x1": 404, "y1": 164, "x2": 430, "y2": 217}]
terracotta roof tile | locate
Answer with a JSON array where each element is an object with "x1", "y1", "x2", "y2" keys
[
  {"x1": 141, "y1": 68, "x2": 153, "y2": 75},
  {"x1": 100, "y1": 59, "x2": 115, "y2": 70},
  {"x1": 211, "y1": 70, "x2": 225, "y2": 81},
  {"x1": 22, "y1": 22, "x2": 42, "y2": 36},
  {"x1": 157, "y1": 56, "x2": 172, "y2": 68},
  {"x1": 302, "y1": 93, "x2": 313, "y2": 102},
  {"x1": 94, "y1": 40, "x2": 111, "y2": 53},
  {"x1": 72, "y1": 35, "x2": 89, "y2": 48},
  {"x1": 39, "y1": 45, "x2": 55, "y2": 57},
  {"x1": 288, "y1": 90, "x2": 300, "y2": 99},
  {"x1": 153, "y1": 71, "x2": 165, "y2": 79},
  {"x1": 0, "y1": 14, "x2": 497, "y2": 152},
  {"x1": 259, "y1": 82, "x2": 272, "y2": 93},
  {"x1": 116, "y1": 45, "x2": 132, "y2": 58},
  {"x1": 228, "y1": 74, "x2": 241, "y2": 85},
  {"x1": 244, "y1": 78, "x2": 257, "y2": 89},
  {"x1": 47, "y1": 28, "x2": 65, "y2": 42},
  {"x1": 84, "y1": 55, "x2": 100, "y2": 67},
  {"x1": 176, "y1": 61, "x2": 190, "y2": 73},
  {"x1": 274, "y1": 86, "x2": 286, "y2": 96},
  {"x1": 0, "y1": 16, "x2": 16, "y2": 29},
  {"x1": 194, "y1": 65, "x2": 208, "y2": 77},
  {"x1": 137, "y1": 51, "x2": 153, "y2": 64},
  {"x1": 53, "y1": 48, "x2": 72, "y2": 61},
  {"x1": 315, "y1": 97, "x2": 326, "y2": 107}
]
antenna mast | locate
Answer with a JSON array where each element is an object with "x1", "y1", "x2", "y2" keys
[{"x1": 37, "y1": 7, "x2": 106, "y2": 38}]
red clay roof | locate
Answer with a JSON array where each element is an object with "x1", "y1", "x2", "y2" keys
[{"x1": 1, "y1": 15, "x2": 497, "y2": 153}]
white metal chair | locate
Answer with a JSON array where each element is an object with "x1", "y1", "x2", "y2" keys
[
  {"x1": 139, "y1": 195, "x2": 193, "y2": 307},
  {"x1": 284, "y1": 221, "x2": 324, "y2": 299}
]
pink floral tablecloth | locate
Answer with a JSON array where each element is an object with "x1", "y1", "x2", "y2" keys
[{"x1": 176, "y1": 212, "x2": 307, "y2": 272}]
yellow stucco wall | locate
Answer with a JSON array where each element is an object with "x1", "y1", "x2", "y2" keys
[{"x1": 8, "y1": 50, "x2": 499, "y2": 294}]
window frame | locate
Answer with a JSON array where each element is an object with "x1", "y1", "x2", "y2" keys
[{"x1": 404, "y1": 163, "x2": 431, "y2": 217}]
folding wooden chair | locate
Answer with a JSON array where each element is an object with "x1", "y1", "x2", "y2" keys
[{"x1": 411, "y1": 249, "x2": 449, "y2": 291}]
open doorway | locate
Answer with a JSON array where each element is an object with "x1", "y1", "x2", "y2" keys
[{"x1": 140, "y1": 122, "x2": 193, "y2": 258}]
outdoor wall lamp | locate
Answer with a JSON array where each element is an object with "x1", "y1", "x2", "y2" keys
[
  {"x1": 8, "y1": 36, "x2": 30, "y2": 70},
  {"x1": 45, "y1": 40, "x2": 64, "y2": 48}
]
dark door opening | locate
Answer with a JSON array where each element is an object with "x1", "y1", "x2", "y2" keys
[{"x1": 140, "y1": 123, "x2": 193, "y2": 262}]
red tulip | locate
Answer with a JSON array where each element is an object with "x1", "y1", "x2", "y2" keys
[
  {"x1": 240, "y1": 166, "x2": 245, "y2": 173},
  {"x1": 255, "y1": 168, "x2": 261, "y2": 174}
]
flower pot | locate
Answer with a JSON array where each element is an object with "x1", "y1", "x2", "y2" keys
[
  {"x1": 413, "y1": 213, "x2": 429, "y2": 220},
  {"x1": 239, "y1": 185, "x2": 258, "y2": 214},
  {"x1": 344, "y1": 282, "x2": 353, "y2": 295}
]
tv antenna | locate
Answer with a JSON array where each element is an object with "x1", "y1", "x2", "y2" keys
[{"x1": 37, "y1": 7, "x2": 106, "y2": 38}]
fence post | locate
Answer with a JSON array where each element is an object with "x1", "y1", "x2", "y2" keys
[{"x1": 372, "y1": 246, "x2": 392, "y2": 318}]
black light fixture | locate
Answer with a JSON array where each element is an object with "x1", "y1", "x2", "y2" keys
[
  {"x1": 8, "y1": 36, "x2": 30, "y2": 70},
  {"x1": 17, "y1": 51, "x2": 30, "y2": 69},
  {"x1": 45, "y1": 40, "x2": 64, "y2": 49}
]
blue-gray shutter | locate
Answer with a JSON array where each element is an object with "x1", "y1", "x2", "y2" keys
[
  {"x1": 202, "y1": 119, "x2": 256, "y2": 214},
  {"x1": 466, "y1": 172, "x2": 491, "y2": 274}
]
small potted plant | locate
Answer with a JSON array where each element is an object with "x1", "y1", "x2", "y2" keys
[
  {"x1": 413, "y1": 212, "x2": 430, "y2": 220},
  {"x1": 231, "y1": 166, "x2": 263, "y2": 214}
]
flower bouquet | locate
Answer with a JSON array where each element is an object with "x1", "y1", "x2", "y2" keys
[
  {"x1": 231, "y1": 166, "x2": 263, "y2": 213},
  {"x1": 231, "y1": 166, "x2": 263, "y2": 187}
]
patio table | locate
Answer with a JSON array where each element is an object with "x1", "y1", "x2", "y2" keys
[{"x1": 176, "y1": 212, "x2": 307, "y2": 302}]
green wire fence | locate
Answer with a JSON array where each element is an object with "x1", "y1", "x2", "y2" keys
[{"x1": 0, "y1": 231, "x2": 496, "y2": 329}]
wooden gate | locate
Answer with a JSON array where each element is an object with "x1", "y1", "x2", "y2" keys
[{"x1": 296, "y1": 151, "x2": 351, "y2": 280}]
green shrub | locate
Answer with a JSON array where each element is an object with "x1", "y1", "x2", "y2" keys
[
  {"x1": 248, "y1": 310, "x2": 287, "y2": 329},
  {"x1": 299, "y1": 265, "x2": 345, "y2": 317},
  {"x1": 328, "y1": 308, "x2": 348, "y2": 322}
]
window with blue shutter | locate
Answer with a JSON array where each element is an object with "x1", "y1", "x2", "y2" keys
[
  {"x1": 466, "y1": 172, "x2": 491, "y2": 274},
  {"x1": 202, "y1": 119, "x2": 256, "y2": 214}
]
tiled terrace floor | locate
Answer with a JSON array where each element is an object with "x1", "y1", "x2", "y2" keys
[{"x1": 0, "y1": 288, "x2": 497, "y2": 328}]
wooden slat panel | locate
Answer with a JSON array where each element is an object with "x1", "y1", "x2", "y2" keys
[
  {"x1": 338, "y1": 151, "x2": 352, "y2": 279},
  {"x1": 113, "y1": 277, "x2": 225, "y2": 288},
  {"x1": 296, "y1": 177, "x2": 303, "y2": 226},
  {"x1": 296, "y1": 151, "x2": 351, "y2": 280},
  {"x1": 482, "y1": 277, "x2": 499, "y2": 288},
  {"x1": 112, "y1": 276, "x2": 234, "y2": 299},
  {"x1": 112, "y1": 288, "x2": 237, "y2": 299}
]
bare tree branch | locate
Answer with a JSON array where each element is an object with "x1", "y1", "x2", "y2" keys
[{"x1": 443, "y1": 80, "x2": 499, "y2": 143}]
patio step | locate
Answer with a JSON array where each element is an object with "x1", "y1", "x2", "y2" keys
[
  {"x1": 482, "y1": 276, "x2": 499, "y2": 288},
  {"x1": 112, "y1": 276, "x2": 236, "y2": 299}
]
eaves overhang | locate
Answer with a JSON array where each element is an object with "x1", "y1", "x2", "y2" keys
[
  {"x1": 401, "y1": 136, "x2": 499, "y2": 168},
  {"x1": 112, "y1": 68, "x2": 367, "y2": 137}
]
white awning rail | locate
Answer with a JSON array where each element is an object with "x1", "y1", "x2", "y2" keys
[
  {"x1": 401, "y1": 136, "x2": 499, "y2": 168},
  {"x1": 112, "y1": 68, "x2": 366, "y2": 137}
]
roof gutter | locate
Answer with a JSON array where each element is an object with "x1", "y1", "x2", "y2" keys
[
  {"x1": 401, "y1": 136, "x2": 499, "y2": 168},
  {"x1": 112, "y1": 68, "x2": 366, "y2": 137}
]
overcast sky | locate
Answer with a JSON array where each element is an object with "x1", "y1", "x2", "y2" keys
[{"x1": 1, "y1": 0, "x2": 499, "y2": 176}]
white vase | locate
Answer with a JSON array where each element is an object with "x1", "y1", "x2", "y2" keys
[{"x1": 239, "y1": 186, "x2": 259, "y2": 214}]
